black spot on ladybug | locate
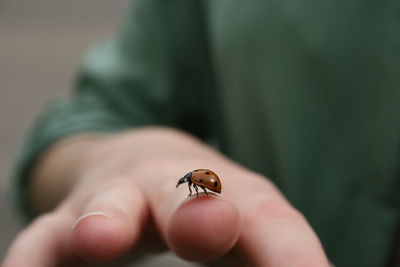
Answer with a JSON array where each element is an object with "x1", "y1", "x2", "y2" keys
[
  {"x1": 205, "y1": 171, "x2": 210, "y2": 175},
  {"x1": 199, "y1": 178, "x2": 203, "y2": 183},
  {"x1": 213, "y1": 181, "x2": 218, "y2": 187}
]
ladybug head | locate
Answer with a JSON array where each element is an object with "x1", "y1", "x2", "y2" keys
[
  {"x1": 176, "y1": 177, "x2": 185, "y2": 188},
  {"x1": 176, "y1": 172, "x2": 192, "y2": 188}
]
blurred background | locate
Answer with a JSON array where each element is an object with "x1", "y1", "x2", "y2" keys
[{"x1": 0, "y1": 0, "x2": 196, "y2": 265}]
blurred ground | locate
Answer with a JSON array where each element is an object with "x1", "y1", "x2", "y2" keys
[{"x1": 0, "y1": 1, "x2": 198, "y2": 266}]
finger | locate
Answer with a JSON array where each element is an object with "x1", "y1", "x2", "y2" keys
[
  {"x1": 138, "y1": 168, "x2": 241, "y2": 262},
  {"x1": 2, "y1": 211, "x2": 79, "y2": 267},
  {"x1": 68, "y1": 178, "x2": 147, "y2": 262},
  {"x1": 240, "y1": 200, "x2": 330, "y2": 266},
  {"x1": 229, "y1": 175, "x2": 331, "y2": 266},
  {"x1": 167, "y1": 195, "x2": 240, "y2": 261}
]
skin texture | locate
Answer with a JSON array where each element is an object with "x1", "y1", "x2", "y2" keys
[{"x1": 2, "y1": 127, "x2": 331, "y2": 267}]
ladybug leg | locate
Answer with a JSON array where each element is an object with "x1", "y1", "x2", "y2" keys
[
  {"x1": 193, "y1": 184, "x2": 199, "y2": 197},
  {"x1": 201, "y1": 186, "x2": 208, "y2": 196},
  {"x1": 188, "y1": 180, "x2": 193, "y2": 197}
]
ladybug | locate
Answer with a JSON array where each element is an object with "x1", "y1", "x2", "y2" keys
[{"x1": 176, "y1": 169, "x2": 222, "y2": 197}]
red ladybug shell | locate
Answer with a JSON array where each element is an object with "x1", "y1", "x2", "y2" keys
[{"x1": 190, "y1": 169, "x2": 222, "y2": 193}]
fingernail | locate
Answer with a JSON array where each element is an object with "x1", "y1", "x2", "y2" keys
[{"x1": 72, "y1": 211, "x2": 111, "y2": 230}]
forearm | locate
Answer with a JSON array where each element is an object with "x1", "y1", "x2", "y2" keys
[{"x1": 29, "y1": 127, "x2": 235, "y2": 214}]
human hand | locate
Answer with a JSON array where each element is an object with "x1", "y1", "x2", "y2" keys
[{"x1": 3, "y1": 128, "x2": 331, "y2": 266}]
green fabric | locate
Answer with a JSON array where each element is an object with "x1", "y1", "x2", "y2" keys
[{"x1": 14, "y1": 0, "x2": 400, "y2": 266}]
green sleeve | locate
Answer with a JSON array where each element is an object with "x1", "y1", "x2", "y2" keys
[{"x1": 13, "y1": 0, "x2": 212, "y2": 222}]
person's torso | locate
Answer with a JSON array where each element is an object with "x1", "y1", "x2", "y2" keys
[{"x1": 202, "y1": 1, "x2": 400, "y2": 266}]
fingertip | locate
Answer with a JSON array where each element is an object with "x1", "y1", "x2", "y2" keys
[
  {"x1": 167, "y1": 196, "x2": 240, "y2": 261},
  {"x1": 69, "y1": 213, "x2": 132, "y2": 262}
]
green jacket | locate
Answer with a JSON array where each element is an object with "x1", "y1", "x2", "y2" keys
[{"x1": 15, "y1": 1, "x2": 400, "y2": 266}]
